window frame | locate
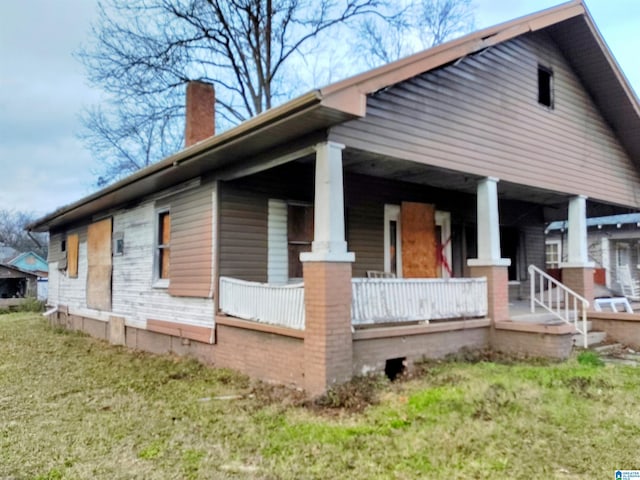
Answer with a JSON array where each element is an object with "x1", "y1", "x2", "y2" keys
[
  {"x1": 545, "y1": 239, "x2": 562, "y2": 269},
  {"x1": 538, "y1": 65, "x2": 554, "y2": 109},
  {"x1": 153, "y1": 208, "x2": 171, "y2": 288}
]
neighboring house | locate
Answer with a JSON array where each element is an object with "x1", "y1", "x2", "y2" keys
[
  {"x1": 8, "y1": 251, "x2": 48, "y2": 278},
  {"x1": 7, "y1": 251, "x2": 49, "y2": 301},
  {"x1": 0, "y1": 264, "x2": 37, "y2": 301},
  {"x1": 546, "y1": 214, "x2": 640, "y2": 296},
  {"x1": 29, "y1": 1, "x2": 640, "y2": 395}
]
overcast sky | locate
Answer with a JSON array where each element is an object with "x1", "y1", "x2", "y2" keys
[{"x1": 0, "y1": 0, "x2": 638, "y2": 217}]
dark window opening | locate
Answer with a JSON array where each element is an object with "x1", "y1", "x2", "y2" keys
[
  {"x1": 538, "y1": 66, "x2": 553, "y2": 108},
  {"x1": 500, "y1": 227, "x2": 520, "y2": 282},
  {"x1": 389, "y1": 220, "x2": 397, "y2": 276},
  {"x1": 61, "y1": 239, "x2": 66, "y2": 252},
  {"x1": 385, "y1": 357, "x2": 406, "y2": 381},
  {"x1": 287, "y1": 204, "x2": 313, "y2": 278}
]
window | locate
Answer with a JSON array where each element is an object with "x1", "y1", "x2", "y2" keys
[
  {"x1": 538, "y1": 65, "x2": 554, "y2": 108},
  {"x1": 616, "y1": 243, "x2": 630, "y2": 268},
  {"x1": 545, "y1": 240, "x2": 561, "y2": 269},
  {"x1": 156, "y1": 210, "x2": 171, "y2": 282}
]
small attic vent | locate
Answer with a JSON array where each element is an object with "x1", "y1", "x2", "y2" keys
[{"x1": 538, "y1": 65, "x2": 553, "y2": 108}]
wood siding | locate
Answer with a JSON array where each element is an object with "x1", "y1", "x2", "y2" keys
[
  {"x1": 49, "y1": 226, "x2": 89, "y2": 308},
  {"x1": 219, "y1": 185, "x2": 268, "y2": 282},
  {"x1": 218, "y1": 164, "x2": 314, "y2": 283},
  {"x1": 47, "y1": 188, "x2": 215, "y2": 328},
  {"x1": 330, "y1": 31, "x2": 640, "y2": 208},
  {"x1": 110, "y1": 200, "x2": 214, "y2": 328},
  {"x1": 168, "y1": 182, "x2": 214, "y2": 297}
]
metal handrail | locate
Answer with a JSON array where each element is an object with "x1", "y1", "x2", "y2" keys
[{"x1": 528, "y1": 265, "x2": 589, "y2": 348}]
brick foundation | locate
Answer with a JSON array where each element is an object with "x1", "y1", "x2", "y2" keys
[
  {"x1": 353, "y1": 320, "x2": 490, "y2": 375},
  {"x1": 303, "y1": 262, "x2": 353, "y2": 396},
  {"x1": 52, "y1": 311, "x2": 303, "y2": 387},
  {"x1": 492, "y1": 321, "x2": 574, "y2": 359},
  {"x1": 589, "y1": 312, "x2": 640, "y2": 349},
  {"x1": 561, "y1": 267, "x2": 594, "y2": 304},
  {"x1": 468, "y1": 265, "x2": 509, "y2": 322}
]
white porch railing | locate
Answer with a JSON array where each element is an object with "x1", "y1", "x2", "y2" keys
[
  {"x1": 218, "y1": 277, "x2": 305, "y2": 330},
  {"x1": 351, "y1": 278, "x2": 488, "y2": 326},
  {"x1": 528, "y1": 265, "x2": 589, "y2": 348}
]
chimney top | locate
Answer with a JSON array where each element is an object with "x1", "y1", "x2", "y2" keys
[{"x1": 185, "y1": 81, "x2": 215, "y2": 148}]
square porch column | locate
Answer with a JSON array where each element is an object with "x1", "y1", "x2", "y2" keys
[
  {"x1": 467, "y1": 177, "x2": 511, "y2": 322},
  {"x1": 300, "y1": 141, "x2": 355, "y2": 397},
  {"x1": 561, "y1": 195, "x2": 595, "y2": 303}
]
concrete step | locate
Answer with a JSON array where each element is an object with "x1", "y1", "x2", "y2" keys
[
  {"x1": 592, "y1": 343, "x2": 624, "y2": 355},
  {"x1": 573, "y1": 330, "x2": 607, "y2": 347}
]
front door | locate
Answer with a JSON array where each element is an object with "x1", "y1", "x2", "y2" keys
[{"x1": 384, "y1": 203, "x2": 452, "y2": 278}]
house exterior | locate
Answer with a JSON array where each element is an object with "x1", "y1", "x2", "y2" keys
[
  {"x1": 9, "y1": 251, "x2": 48, "y2": 278},
  {"x1": 546, "y1": 214, "x2": 640, "y2": 296},
  {"x1": 29, "y1": 1, "x2": 640, "y2": 395}
]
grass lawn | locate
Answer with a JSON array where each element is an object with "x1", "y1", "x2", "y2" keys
[{"x1": 1, "y1": 312, "x2": 640, "y2": 479}]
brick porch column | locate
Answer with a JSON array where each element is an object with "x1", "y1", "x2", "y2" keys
[
  {"x1": 561, "y1": 195, "x2": 594, "y2": 303},
  {"x1": 301, "y1": 141, "x2": 355, "y2": 397},
  {"x1": 467, "y1": 177, "x2": 511, "y2": 322}
]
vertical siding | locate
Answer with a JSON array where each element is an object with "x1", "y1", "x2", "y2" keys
[
  {"x1": 168, "y1": 182, "x2": 215, "y2": 297},
  {"x1": 331, "y1": 31, "x2": 640, "y2": 208},
  {"x1": 347, "y1": 203, "x2": 384, "y2": 277},
  {"x1": 219, "y1": 184, "x2": 268, "y2": 282},
  {"x1": 268, "y1": 199, "x2": 288, "y2": 284},
  {"x1": 111, "y1": 200, "x2": 214, "y2": 328}
]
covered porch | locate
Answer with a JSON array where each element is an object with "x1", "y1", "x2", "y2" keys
[{"x1": 214, "y1": 141, "x2": 628, "y2": 393}]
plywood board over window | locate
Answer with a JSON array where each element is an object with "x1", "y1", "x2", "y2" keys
[
  {"x1": 401, "y1": 202, "x2": 437, "y2": 278},
  {"x1": 67, "y1": 233, "x2": 79, "y2": 278},
  {"x1": 86, "y1": 218, "x2": 112, "y2": 311}
]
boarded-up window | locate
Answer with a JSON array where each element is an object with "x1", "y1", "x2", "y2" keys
[
  {"x1": 157, "y1": 211, "x2": 171, "y2": 280},
  {"x1": 87, "y1": 218, "x2": 112, "y2": 311},
  {"x1": 67, "y1": 233, "x2": 79, "y2": 278},
  {"x1": 287, "y1": 204, "x2": 313, "y2": 278}
]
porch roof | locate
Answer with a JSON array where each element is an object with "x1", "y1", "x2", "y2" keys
[{"x1": 29, "y1": 0, "x2": 639, "y2": 232}]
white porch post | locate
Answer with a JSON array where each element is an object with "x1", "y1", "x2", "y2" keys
[
  {"x1": 601, "y1": 237, "x2": 611, "y2": 289},
  {"x1": 467, "y1": 177, "x2": 510, "y2": 322},
  {"x1": 300, "y1": 141, "x2": 355, "y2": 263},
  {"x1": 468, "y1": 177, "x2": 510, "y2": 268},
  {"x1": 561, "y1": 195, "x2": 595, "y2": 302},
  {"x1": 301, "y1": 141, "x2": 354, "y2": 396},
  {"x1": 564, "y1": 195, "x2": 590, "y2": 267}
]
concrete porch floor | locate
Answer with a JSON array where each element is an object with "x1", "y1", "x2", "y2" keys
[{"x1": 509, "y1": 283, "x2": 639, "y2": 325}]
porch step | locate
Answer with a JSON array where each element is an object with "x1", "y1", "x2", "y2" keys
[
  {"x1": 592, "y1": 343, "x2": 624, "y2": 355},
  {"x1": 602, "y1": 350, "x2": 640, "y2": 367},
  {"x1": 573, "y1": 330, "x2": 607, "y2": 348}
]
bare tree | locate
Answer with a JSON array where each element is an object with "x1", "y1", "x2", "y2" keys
[
  {"x1": 0, "y1": 210, "x2": 48, "y2": 259},
  {"x1": 354, "y1": 0, "x2": 475, "y2": 68},
  {"x1": 78, "y1": 0, "x2": 385, "y2": 186},
  {"x1": 79, "y1": 0, "x2": 474, "y2": 187}
]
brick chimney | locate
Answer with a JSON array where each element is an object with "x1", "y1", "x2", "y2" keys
[{"x1": 185, "y1": 81, "x2": 215, "y2": 148}]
